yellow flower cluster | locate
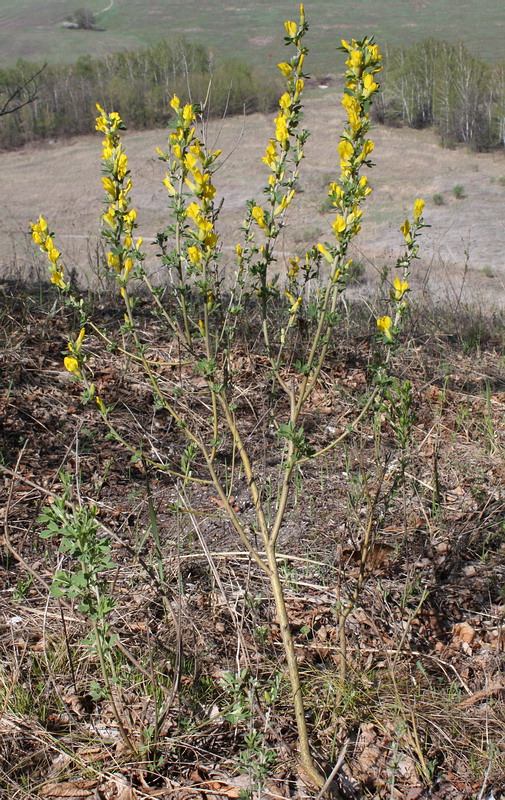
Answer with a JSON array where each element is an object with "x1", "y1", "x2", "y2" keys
[
  {"x1": 316, "y1": 38, "x2": 381, "y2": 268},
  {"x1": 317, "y1": 39, "x2": 382, "y2": 270},
  {"x1": 376, "y1": 198, "x2": 425, "y2": 343},
  {"x1": 64, "y1": 326, "x2": 85, "y2": 376},
  {"x1": 253, "y1": 5, "x2": 306, "y2": 237},
  {"x1": 163, "y1": 95, "x2": 221, "y2": 269},
  {"x1": 96, "y1": 105, "x2": 142, "y2": 296},
  {"x1": 30, "y1": 217, "x2": 67, "y2": 290}
]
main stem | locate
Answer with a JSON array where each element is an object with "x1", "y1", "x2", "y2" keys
[{"x1": 265, "y1": 545, "x2": 324, "y2": 788}]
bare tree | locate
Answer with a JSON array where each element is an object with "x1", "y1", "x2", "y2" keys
[{"x1": 0, "y1": 63, "x2": 46, "y2": 117}]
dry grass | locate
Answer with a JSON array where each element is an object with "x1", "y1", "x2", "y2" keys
[{"x1": 0, "y1": 284, "x2": 504, "y2": 798}]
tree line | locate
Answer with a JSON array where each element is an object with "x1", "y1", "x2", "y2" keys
[
  {"x1": 2, "y1": 36, "x2": 505, "y2": 153},
  {"x1": 0, "y1": 38, "x2": 281, "y2": 149},
  {"x1": 373, "y1": 38, "x2": 505, "y2": 151}
]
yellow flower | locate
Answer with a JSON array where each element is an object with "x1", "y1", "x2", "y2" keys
[
  {"x1": 189, "y1": 140, "x2": 202, "y2": 159},
  {"x1": 188, "y1": 245, "x2": 202, "y2": 265},
  {"x1": 204, "y1": 231, "x2": 217, "y2": 249},
  {"x1": 413, "y1": 198, "x2": 425, "y2": 222},
  {"x1": 263, "y1": 140, "x2": 279, "y2": 169},
  {"x1": 122, "y1": 257, "x2": 133, "y2": 279},
  {"x1": 75, "y1": 327, "x2": 86, "y2": 349},
  {"x1": 115, "y1": 152, "x2": 128, "y2": 179},
  {"x1": 170, "y1": 95, "x2": 180, "y2": 111},
  {"x1": 329, "y1": 183, "x2": 343, "y2": 201},
  {"x1": 377, "y1": 316, "x2": 393, "y2": 340},
  {"x1": 101, "y1": 176, "x2": 117, "y2": 198},
  {"x1": 362, "y1": 139, "x2": 374, "y2": 156},
  {"x1": 95, "y1": 115, "x2": 108, "y2": 133},
  {"x1": 95, "y1": 396, "x2": 108, "y2": 414},
  {"x1": 252, "y1": 205, "x2": 267, "y2": 230},
  {"x1": 275, "y1": 114, "x2": 289, "y2": 146},
  {"x1": 347, "y1": 50, "x2": 363, "y2": 71},
  {"x1": 185, "y1": 170, "x2": 216, "y2": 200},
  {"x1": 295, "y1": 78, "x2": 304, "y2": 96},
  {"x1": 50, "y1": 270, "x2": 66, "y2": 289},
  {"x1": 277, "y1": 62, "x2": 292, "y2": 77},
  {"x1": 184, "y1": 152, "x2": 198, "y2": 172},
  {"x1": 342, "y1": 93, "x2": 361, "y2": 131},
  {"x1": 107, "y1": 251, "x2": 119, "y2": 270},
  {"x1": 279, "y1": 92, "x2": 291, "y2": 110},
  {"x1": 196, "y1": 217, "x2": 213, "y2": 236},
  {"x1": 109, "y1": 111, "x2": 122, "y2": 130},
  {"x1": 368, "y1": 44, "x2": 381, "y2": 63},
  {"x1": 182, "y1": 104, "x2": 195, "y2": 125},
  {"x1": 400, "y1": 219, "x2": 412, "y2": 242},
  {"x1": 64, "y1": 356, "x2": 80, "y2": 374},
  {"x1": 33, "y1": 216, "x2": 48, "y2": 234},
  {"x1": 338, "y1": 139, "x2": 354, "y2": 165},
  {"x1": 286, "y1": 290, "x2": 302, "y2": 314},
  {"x1": 392, "y1": 276, "x2": 409, "y2": 300},
  {"x1": 124, "y1": 208, "x2": 137, "y2": 227},
  {"x1": 363, "y1": 73, "x2": 379, "y2": 95},
  {"x1": 317, "y1": 243, "x2": 333, "y2": 264},
  {"x1": 48, "y1": 246, "x2": 60, "y2": 264},
  {"x1": 186, "y1": 202, "x2": 201, "y2": 223},
  {"x1": 273, "y1": 189, "x2": 295, "y2": 216},
  {"x1": 332, "y1": 215, "x2": 346, "y2": 238},
  {"x1": 285, "y1": 20, "x2": 297, "y2": 37},
  {"x1": 236, "y1": 244, "x2": 243, "y2": 259},
  {"x1": 103, "y1": 207, "x2": 116, "y2": 228}
]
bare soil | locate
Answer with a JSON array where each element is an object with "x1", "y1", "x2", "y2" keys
[{"x1": 2, "y1": 93, "x2": 505, "y2": 305}]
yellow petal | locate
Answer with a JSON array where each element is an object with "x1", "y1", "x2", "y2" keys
[{"x1": 64, "y1": 356, "x2": 79, "y2": 374}]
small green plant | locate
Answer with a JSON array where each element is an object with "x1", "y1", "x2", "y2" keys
[
  {"x1": 432, "y1": 193, "x2": 444, "y2": 206},
  {"x1": 37, "y1": 471, "x2": 136, "y2": 754},
  {"x1": 220, "y1": 668, "x2": 280, "y2": 794},
  {"x1": 13, "y1": 575, "x2": 33, "y2": 602},
  {"x1": 452, "y1": 184, "x2": 465, "y2": 198}
]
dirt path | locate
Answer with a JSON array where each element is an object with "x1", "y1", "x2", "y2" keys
[{"x1": 99, "y1": 0, "x2": 114, "y2": 14}]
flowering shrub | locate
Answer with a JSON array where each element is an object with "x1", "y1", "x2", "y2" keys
[{"x1": 31, "y1": 5, "x2": 426, "y2": 787}]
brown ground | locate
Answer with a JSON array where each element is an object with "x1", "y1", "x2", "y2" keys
[
  {"x1": 0, "y1": 282, "x2": 504, "y2": 798},
  {"x1": 2, "y1": 91, "x2": 505, "y2": 305}
]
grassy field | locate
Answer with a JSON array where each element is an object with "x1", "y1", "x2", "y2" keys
[{"x1": 1, "y1": 0, "x2": 505, "y2": 72}]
